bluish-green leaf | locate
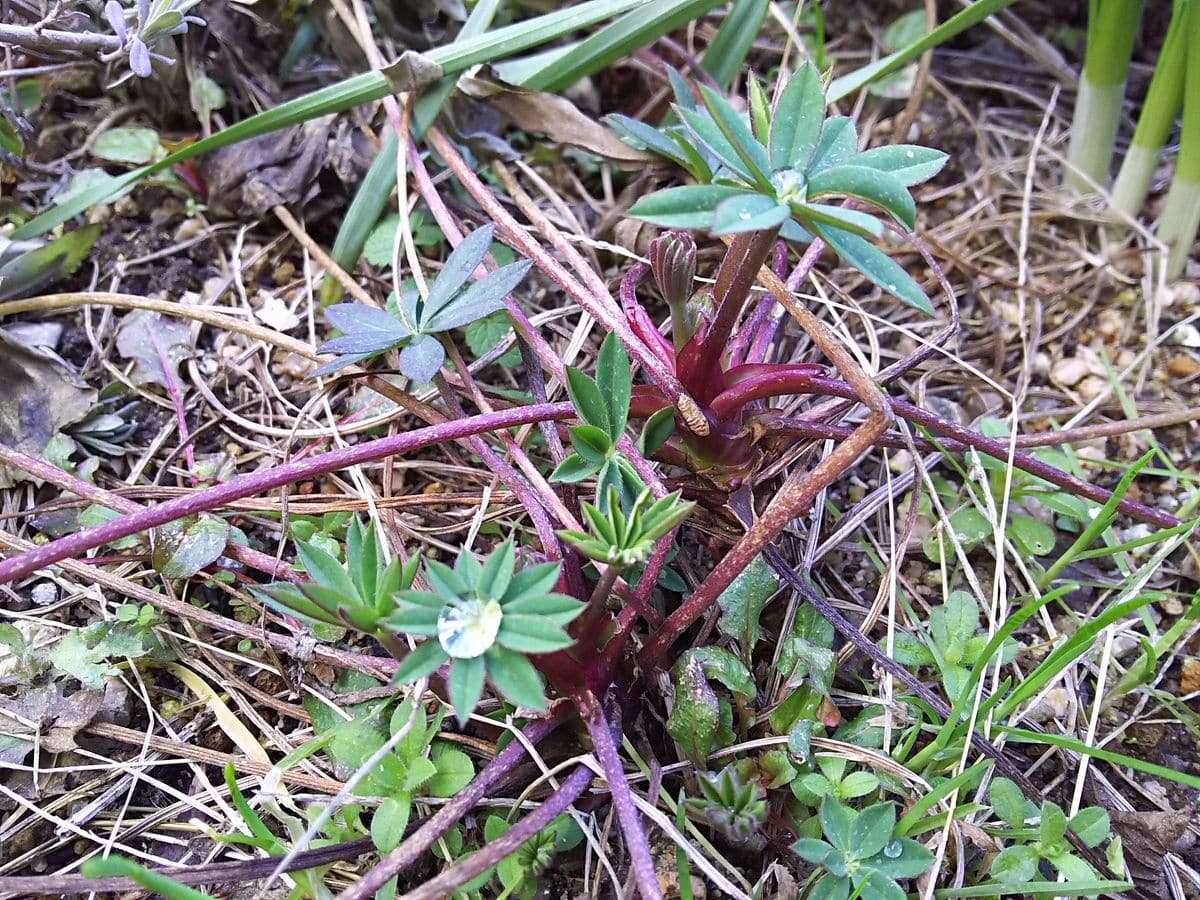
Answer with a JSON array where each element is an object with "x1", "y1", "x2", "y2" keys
[
  {"x1": 855, "y1": 145, "x2": 948, "y2": 186},
  {"x1": 319, "y1": 304, "x2": 410, "y2": 356},
  {"x1": 808, "y1": 117, "x2": 859, "y2": 174},
  {"x1": 712, "y1": 192, "x2": 790, "y2": 235},
  {"x1": 812, "y1": 223, "x2": 934, "y2": 315},
  {"x1": 485, "y1": 644, "x2": 548, "y2": 710},
  {"x1": 697, "y1": 85, "x2": 773, "y2": 187},
  {"x1": 393, "y1": 639, "x2": 449, "y2": 683},
  {"x1": 627, "y1": 184, "x2": 754, "y2": 229},
  {"x1": 449, "y1": 655, "x2": 486, "y2": 724},
  {"x1": 807, "y1": 165, "x2": 917, "y2": 230},
  {"x1": 477, "y1": 540, "x2": 515, "y2": 599},
  {"x1": 550, "y1": 452, "x2": 601, "y2": 483},
  {"x1": 596, "y1": 333, "x2": 632, "y2": 442},
  {"x1": 425, "y1": 260, "x2": 533, "y2": 333},
  {"x1": 770, "y1": 64, "x2": 826, "y2": 169},
  {"x1": 398, "y1": 334, "x2": 445, "y2": 383}
]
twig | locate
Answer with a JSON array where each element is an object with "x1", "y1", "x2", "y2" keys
[{"x1": 0, "y1": 23, "x2": 121, "y2": 56}]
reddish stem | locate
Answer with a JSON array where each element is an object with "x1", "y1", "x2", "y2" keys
[
  {"x1": 338, "y1": 716, "x2": 563, "y2": 900},
  {"x1": 0, "y1": 402, "x2": 575, "y2": 584},
  {"x1": 394, "y1": 766, "x2": 594, "y2": 900},
  {"x1": 710, "y1": 363, "x2": 827, "y2": 419},
  {"x1": 582, "y1": 697, "x2": 663, "y2": 900}
]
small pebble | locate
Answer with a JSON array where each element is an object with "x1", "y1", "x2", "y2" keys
[
  {"x1": 31, "y1": 582, "x2": 57, "y2": 605},
  {"x1": 1076, "y1": 374, "x2": 1109, "y2": 402},
  {"x1": 174, "y1": 217, "x2": 206, "y2": 242},
  {"x1": 1050, "y1": 356, "x2": 1093, "y2": 387}
]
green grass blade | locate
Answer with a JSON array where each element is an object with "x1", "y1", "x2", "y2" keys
[
  {"x1": 995, "y1": 724, "x2": 1200, "y2": 790},
  {"x1": 936, "y1": 881, "x2": 1133, "y2": 898},
  {"x1": 518, "y1": 0, "x2": 723, "y2": 93},
  {"x1": 895, "y1": 759, "x2": 991, "y2": 837},
  {"x1": 828, "y1": 0, "x2": 1020, "y2": 102},
  {"x1": 15, "y1": 0, "x2": 654, "y2": 239},
  {"x1": 79, "y1": 857, "x2": 213, "y2": 900},
  {"x1": 700, "y1": 0, "x2": 770, "y2": 89}
]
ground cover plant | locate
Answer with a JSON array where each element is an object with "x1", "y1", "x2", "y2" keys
[{"x1": 0, "y1": 1, "x2": 1198, "y2": 898}]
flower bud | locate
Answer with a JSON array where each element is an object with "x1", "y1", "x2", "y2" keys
[{"x1": 649, "y1": 230, "x2": 697, "y2": 309}]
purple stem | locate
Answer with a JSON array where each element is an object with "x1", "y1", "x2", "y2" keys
[
  {"x1": 395, "y1": 765, "x2": 594, "y2": 900},
  {"x1": 728, "y1": 239, "x2": 788, "y2": 367},
  {"x1": 621, "y1": 263, "x2": 675, "y2": 367},
  {"x1": 748, "y1": 238, "x2": 825, "y2": 365},
  {"x1": 710, "y1": 363, "x2": 827, "y2": 419},
  {"x1": 339, "y1": 716, "x2": 562, "y2": 900},
  {"x1": 805, "y1": 376, "x2": 1182, "y2": 530},
  {"x1": 152, "y1": 331, "x2": 196, "y2": 476},
  {"x1": 583, "y1": 700, "x2": 663, "y2": 900},
  {"x1": 0, "y1": 402, "x2": 576, "y2": 585}
]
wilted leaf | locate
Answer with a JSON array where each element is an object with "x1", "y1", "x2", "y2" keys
[
  {"x1": 0, "y1": 329, "x2": 96, "y2": 488},
  {"x1": 153, "y1": 516, "x2": 231, "y2": 579},
  {"x1": 115, "y1": 310, "x2": 195, "y2": 388},
  {"x1": 667, "y1": 653, "x2": 721, "y2": 766},
  {"x1": 460, "y1": 74, "x2": 657, "y2": 168}
]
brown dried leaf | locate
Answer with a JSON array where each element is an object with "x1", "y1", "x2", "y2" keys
[
  {"x1": 1110, "y1": 807, "x2": 1196, "y2": 895},
  {"x1": 460, "y1": 73, "x2": 658, "y2": 168},
  {"x1": 115, "y1": 309, "x2": 194, "y2": 388}
]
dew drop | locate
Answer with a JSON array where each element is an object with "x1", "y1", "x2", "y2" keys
[
  {"x1": 438, "y1": 598, "x2": 503, "y2": 658},
  {"x1": 883, "y1": 841, "x2": 903, "y2": 858},
  {"x1": 905, "y1": 150, "x2": 915, "y2": 158},
  {"x1": 738, "y1": 212, "x2": 751, "y2": 220}
]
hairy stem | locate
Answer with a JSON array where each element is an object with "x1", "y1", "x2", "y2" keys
[
  {"x1": 0, "y1": 403, "x2": 575, "y2": 584},
  {"x1": 338, "y1": 716, "x2": 564, "y2": 900},
  {"x1": 582, "y1": 698, "x2": 663, "y2": 900},
  {"x1": 394, "y1": 765, "x2": 594, "y2": 900}
]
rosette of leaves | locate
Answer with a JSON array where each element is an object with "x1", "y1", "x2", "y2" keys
[
  {"x1": 386, "y1": 541, "x2": 584, "y2": 723},
  {"x1": 559, "y1": 486, "x2": 694, "y2": 568},
  {"x1": 255, "y1": 517, "x2": 418, "y2": 637},
  {"x1": 607, "y1": 64, "x2": 948, "y2": 313},
  {"x1": 687, "y1": 760, "x2": 768, "y2": 846},
  {"x1": 793, "y1": 797, "x2": 934, "y2": 900},
  {"x1": 313, "y1": 223, "x2": 532, "y2": 381}
]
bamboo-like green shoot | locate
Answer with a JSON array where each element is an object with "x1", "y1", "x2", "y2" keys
[
  {"x1": 1158, "y1": 0, "x2": 1200, "y2": 278},
  {"x1": 1110, "y1": 0, "x2": 1189, "y2": 218},
  {"x1": 1064, "y1": 0, "x2": 1146, "y2": 191}
]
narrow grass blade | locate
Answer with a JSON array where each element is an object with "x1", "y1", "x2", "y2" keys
[
  {"x1": 700, "y1": 0, "x2": 770, "y2": 89},
  {"x1": 828, "y1": 0, "x2": 1021, "y2": 102},
  {"x1": 935, "y1": 881, "x2": 1133, "y2": 898}
]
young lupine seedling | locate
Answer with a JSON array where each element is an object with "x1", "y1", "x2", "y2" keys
[
  {"x1": 254, "y1": 517, "x2": 419, "y2": 648},
  {"x1": 686, "y1": 759, "x2": 768, "y2": 847},
  {"x1": 387, "y1": 540, "x2": 584, "y2": 723},
  {"x1": 313, "y1": 223, "x2": 532, "y2": 381},
  {"x1": 985, "y1": 778, "x2": 1112, "y2": 886},
  {"x1": 609, "y1": 63, "x2": 948, "y2": 311},
  {"x1": 606, "y1": 65, "x2": 945, "y2": 472},
  {"x1": 559, "y1": 487, "x2": 695, "y2": 569},
  {"x1": 102, "y1": 0, "x2": 205, "y2": 78},
  {"x1": 792, "y1": 797, "x2": 934, "y2": 900}
]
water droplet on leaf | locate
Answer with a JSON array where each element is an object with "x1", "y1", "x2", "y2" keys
[
  {"x1": 884, "y1": 841, "x2": 903, "y2": 858},
  {"x1": 438, "y1": 598, "x2": 503, "y2": 658}
]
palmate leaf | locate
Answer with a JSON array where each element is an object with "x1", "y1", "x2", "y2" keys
[
  {"x1": 424, "y1": 223, "x2": 496, "y2": 315},
  {"x1": 477, "y1": 539, "x2": 515, "y2": 599},
  {"x1": 320, "y1": 304, "x2": 411, "y2": 355},
  {"x1": 500, "y1": 592, "x2": 584, "y2": 625}
]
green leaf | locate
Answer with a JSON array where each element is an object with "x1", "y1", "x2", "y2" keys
[
  {"x1": 820, "y1": 796, "x2": 856, "y2": 852},
  {"x1": 794, "y1": 202, "x2": 885, "y2": 240},
  {"x1": 1008, "y1": 513, "x2": 1057, "y2": 556},
  {"x1": 931, "y1": 590, "x2": 979, "y2": 666},
  {"x1": 888, "y1": 631, "x2": 935, "y2": 667},
  {"x1": 371, "y1": 795, "x2": 412, "y2": 853},
  {"x1": 792, "y1": 838, "x2": 834, "y2": 865},
  {"x1": 428, "y1": 743, "x2": 475, "y2": 797},
  {"x1": 806, "y1": 165, "x2": 917, "y2": 230},
  {"x1": 93, "y1": 127, "x2": 163, "y2": 164},
  {"x1": 859, "y1": 868, "x2": 907, "y2": 900},
  {"x1": 319, "y1": 304, "x2": 411, "y2": 356},
  {"x1": 596, "y1": 334, "x2": 632, "y2": 442},
  {"x1": 296, "y1": 537, "x2": 359, "y2": 600},
  {"x1": 1070, "y1": 807, "x2": 1110, "y2": 848},
  {"x1": 0, "y1": 115, "x2": 22, "y2": 156},
  {"x1": 423, "y1": 223, "x2": 496, "y2": 314},
  {"x1": 393, "y1": 640, "x2": 449, "y2": 683},
  {"x1": 0, "y1": 224, "x2": 102, "y2": 301},
  {"x1": 566, "y1": 367, "x2": 610, "y2": 434},
  {"x1": 571, "y1": 424, "x2": 613, "y2": 464},
  {"x1": 667, "y1": 652, "x2": 721, "y2": 765},
  {"x1": 403, "y1": 756, "x2": 438, "y2": 791},
  {"x1": 154, "y1": 517, "x2": 231, "y2": 580},
  {"x1": 464, "y1": 311, "x2": 520, "y2": 367},
  {"x1": 478, "y1": 540, "x2": 515, "y2": 599},
  {"x1": 363, "y1": 213, "x2": 401, "y2": 268},
  {"x1": 485, "y1": 644, "x2": 548, "y2": 710},
  {"x1": 716, "y1": 555, "x2": 777, "y2": 659},
  {"x1": 697, "y1": 85, "x2": 773, "y2": 186},
  {"x1": 808, "y1": 117, "x2": 859, "y2": 173},
  {"x1": 1040, "y1": 801, "x2": 1069, "y2": 845},
  {"x1": 813, "y1": 222, "x2": 934, "y2": 315},
  {"x1": 425, "y1": 260, "x2": 532, "y2": 333},
  {"x1": 398, "y1": 334, "x2": 445, "y2": 383},
  {"x1": 496, "y1": 614, "x2": 575, "y2": 653},
  {"x1": 449, "y1": 655, "x2": 486, "y2": 724},
  {"x1": 639, "y1": 406, "x2": 676, "y2": 456},
  {"x1": 852, "y1": 803, "x2": 896, "y2": 858},
  {"x1": 81, "y1": 857, "x2": 211, "y2": 900},
  {"x1": 685, "y1": 646, "x2": 754, "y2": 696},
  {"x1": 711, "y1": 193, "x2": 790, "y2": 235},
  {"x1": 770, "y1": 64, "x2": 826, "y2": 169},
  {"x1": 628, "y1": 184, "x2": 754, "y2": 229},
  {"x1": 991, "y1": 844, "x2": 1039, "y2": 884},
  {"x1": 501, "y1": 593, "x2": 583, "y2": 625},
  {"x1": 855, "y1": 145, "x2": 948, "y2": 186},
  {"x1": 701, "y1": 0, "x2": 770, "y2": 88},
  {"x1": 550, "y1": 453, "x2": 601, "y2": 483}
]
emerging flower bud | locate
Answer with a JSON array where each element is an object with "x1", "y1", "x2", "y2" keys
[{"x1": 649, "y1": 230, "x2": 697, "y2": 309}]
